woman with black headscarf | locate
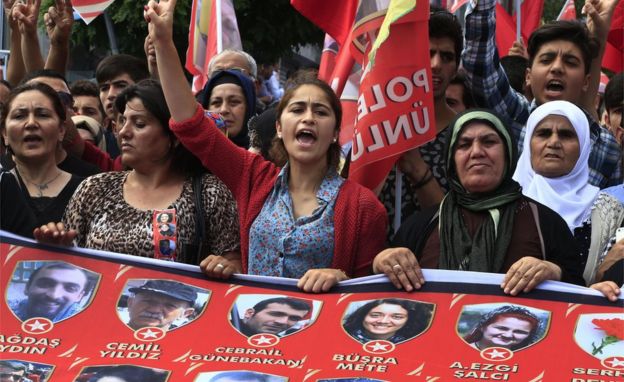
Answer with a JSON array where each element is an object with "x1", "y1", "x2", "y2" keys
[
  {"x1": 200, "y1": 69, "x2": 256, "y2": 149},
  {"x1": 373, "y1": 109, "x2": 585, "y2": 293}
]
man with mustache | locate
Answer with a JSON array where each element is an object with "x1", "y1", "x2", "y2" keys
[
  {"x1": 233, "y1": 297, "x2": 311, "y2": 337},
  {"x1": 125, "y1": 280, "x2": 197, "y2": 331},
  {"x1": 9, "y1": 262, "x2": 92, "y2": 323}
]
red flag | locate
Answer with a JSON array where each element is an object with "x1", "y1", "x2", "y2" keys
[
  {"x1": 496, "y1": 3, "x2": 520, "y2": 56},
  {"x1": 348, "y1": 2, "x2": 436, "y2": 190},
  {"x1": 603, "y1": 42, "x2": 623, "y2": 73},
  {"x1": 72, "y1": 0, "x2": 115, "y2": 24},
  {"x1": 556, "y1": 0, "x2": 576, "y2": 21},
  {"x1": 291, "y1": 0, "x2": 358, "y2": 96},
  {"x1": 290, "y1": 0, "x2": 358, "y2": 46},
  {"x1": 602, "y1": 2, "x2": 623, "y2": 73},
  {"x1": 517, "y1": 0, "x2": 544, "y2": 40},
  {"x1": 185, "y1": 0, "x2": 242, "y2": 92}
]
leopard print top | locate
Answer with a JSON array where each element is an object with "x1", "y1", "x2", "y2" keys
[{"x1": 63, "y1": 171, "x2": 240, "y2": 263}]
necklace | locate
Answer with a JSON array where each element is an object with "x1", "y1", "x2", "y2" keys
[{"x1": 22, "y1": 171, "x2": 63, "y2": 197}]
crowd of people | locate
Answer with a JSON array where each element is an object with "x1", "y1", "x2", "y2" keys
[{"x1": 0, "y1": 0, "x2": 622, "y2": 301}]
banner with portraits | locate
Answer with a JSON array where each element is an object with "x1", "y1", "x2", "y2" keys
[{"x1": 1, "y1": 231, "x2": 623, "y2": 382}]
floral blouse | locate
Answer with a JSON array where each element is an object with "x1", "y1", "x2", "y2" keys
[{"x1": 248, "y1": 165, "x2": 345, "y2": 278}]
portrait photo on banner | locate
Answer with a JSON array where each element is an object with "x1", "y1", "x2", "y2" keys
[
  {"x1": 0, "y1": 359, "x2": 54, "y2": 382},
  {"x1": 193, "y1": 370, "x2": 287, "y2": 382},
  {"x1": 5, "y1": 260, "x2": 101, "y2": 324},
  {"x1": 456, "y1": 303, "x2": 551, "y2": 352},
  {"x1": 229, "y1": 294, "x2": 322, "y2": 338},
  {"x1": 573, "y1": 312, "x2": 624, "y2": 360},
  {"x1": 341, "y1": 298, "x2": 435, "y2": 345},
  {"x1": 72, "y1": 364, "x2": 169, "y2": 382},
  {"x1": 116, "y1": 278, "x2": 210, "y2": 332}
]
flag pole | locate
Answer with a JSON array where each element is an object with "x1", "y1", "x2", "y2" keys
[
  {"x1": 216, "y1": 0, "x2": 223, "y2": 53},
  {"x1": 394, "y1": 166, "x2": 402, "y2": 233},
  {"x1": 515, "y1": 0, "x2": 522, "y2": 42}
]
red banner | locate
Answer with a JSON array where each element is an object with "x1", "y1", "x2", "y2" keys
[
  {"x1": 348, "y1": 2, "x2": 436, "y2": 190},
  {"x1": 1, "y1": 233, "x2": 623, "y2": 380}
]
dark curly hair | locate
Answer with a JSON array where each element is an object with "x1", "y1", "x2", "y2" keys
[{"x1": 343, "y1": 298, "x2": 433, "y2": 343}]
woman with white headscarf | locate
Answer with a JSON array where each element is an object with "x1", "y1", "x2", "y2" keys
[{"x1": 513, "y1": 100, "x2": 600, "y2": 266}]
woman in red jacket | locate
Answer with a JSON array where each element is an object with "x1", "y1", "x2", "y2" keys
[{"x1": 146, "y1": 0, "x2": 387, "y2": 292}]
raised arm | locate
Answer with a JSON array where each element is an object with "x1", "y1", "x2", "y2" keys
[
  {"x1": 146, "y1": 0, "x2": 279, "y2": 198},
  {"x1": 12, "y1": 0, "x2": 45, "y2": 73},
  {"x1": 145, "y1": 0, "x2": 196, "y2": 121},
  {"x1": 581, "y1": 0, "x2": 619, "y2": 120},
  {"x1": 462, "y1": 0, "x2": 530, "y2": 143},
  {"x1": 4, "y1": 0, "x2": 26, "y2": 86},
  {"x1": 44, "y1": 0, "x2": 74, "y2": 73}
]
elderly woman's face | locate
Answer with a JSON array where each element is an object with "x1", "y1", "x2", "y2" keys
[
  {"x1": 454, "y1": 122, "x2": 506, "y2": 193},
  {"x1": 362, "y1": 303, "x2": 408, "y2": 340},
  {"x1": 479, "y1": 315, "x2": 533, "y2": 349},
  {"x1": 529, "y1": 115, "x2": 580, "y2": 178},
  {"x1": 208, "y1": 83, "x2": 247, "y2": 138},
  {"x1": 2, "y1": 90, "x2": 64, "y2": 162},
  {"x1": 117, "y1": 97, "x2": 170, "y2": 168}
]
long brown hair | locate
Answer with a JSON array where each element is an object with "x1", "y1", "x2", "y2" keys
[{"x1": 270, "y1": 73, "x2": 342, "y2": 170}]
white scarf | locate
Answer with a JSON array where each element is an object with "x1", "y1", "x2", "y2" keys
[{"x1": 513, "y1": 100, "x2": 599, "y2": 232}]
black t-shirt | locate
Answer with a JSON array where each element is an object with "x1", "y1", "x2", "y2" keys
[
  {"x1": 13, "y1": 171, "x2": 84, "y2": 227},
  {"x1": 0, "y1": 171, "x2": 37, "y2": 237}
]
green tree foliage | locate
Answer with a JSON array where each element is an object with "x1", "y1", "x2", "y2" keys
[
  {"x1": 64, "y1": 0, "x2": 191, "y2": 61},
  {"x1": 233, "y1": 0, "x2": 323, "y2": 64},
  {"x1": 61, "y1": 0, "x2": 321, "y2": 68}
]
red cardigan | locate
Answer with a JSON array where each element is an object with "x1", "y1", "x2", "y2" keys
[{"x1": 170, "y1": 104, "x2": 388, "y2": 277}]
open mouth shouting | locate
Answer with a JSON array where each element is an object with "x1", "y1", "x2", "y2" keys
[
  {"x1": 544, "y1": 79, "x2": 566, "y2": 99},
  {"x1": 295, "y1": 129, "x2": 318, "y2": 147}
]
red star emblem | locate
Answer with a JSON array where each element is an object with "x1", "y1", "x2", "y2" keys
[
  {"x1": 247, "y1": 333, "x2": 279, "y2": 347},
  {"x1": 134, "y1": 327, "x2": 166, "y2": 342},
  {"x1": 363, "y1": 340, "x2": 395, "y2": 354},
  {"x1": 21, "y1": 317, "x2": 53, "y2": 334},
  {"x1": 602, "y1": 356, "x2": 624, "y2": 370},
  {"x1": 480, "y1": 346, "x2": 513, "y2": 361}
]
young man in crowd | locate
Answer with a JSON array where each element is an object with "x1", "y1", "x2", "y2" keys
[
  {"x1": 379, "y1": 7, "x2": 463, "y2": 237},
  {"x1": 70, "y1": 79, "x2": 117, "y2": 157},
  {"x1": 462, "y1": 0, "x2": 622, "y2": 188},
  {"x1": 446, "y1": 72, "x2": 476, "y2": 113},
  {"x1": 603, "y1": 72, "x2": 623, "y2": 146}
]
